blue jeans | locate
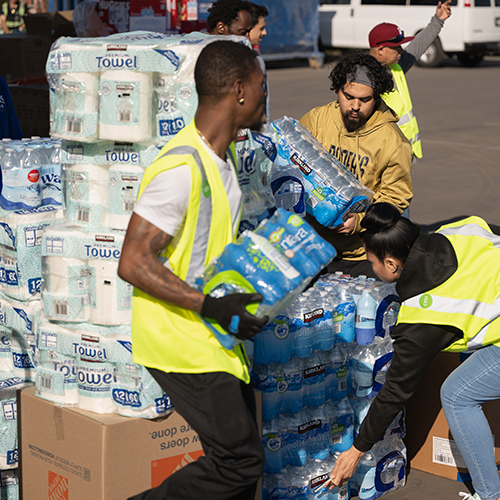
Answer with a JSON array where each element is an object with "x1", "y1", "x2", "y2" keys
[{"x1": 441, "y1": 345, "x2": 500, "y2": 500}]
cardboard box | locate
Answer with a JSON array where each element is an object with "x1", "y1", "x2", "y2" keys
[
  {"x1": 19, "y1": 386, "x2": 262, "y2": 499},
  {"x1": 0, "y1": 34, "x2": 51, "y2": 82},
  {"x1": 405, "y1": 352, "x2": 500, "y2": 482}
]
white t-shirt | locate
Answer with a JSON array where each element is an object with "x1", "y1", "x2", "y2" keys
[{"x1": 134, "y1": 138, "x2": 242, "y2": 240}]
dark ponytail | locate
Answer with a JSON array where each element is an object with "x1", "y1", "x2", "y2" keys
[{"x1": 361, "y1": 203, "x2": 420, "y2": 264}]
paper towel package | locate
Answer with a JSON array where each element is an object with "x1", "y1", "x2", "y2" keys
[
  {"x1": 47, "y1": 31, "x2": 252, "y2": 142},
  {"x1": 0, "y1": 377, "x2": 31, "y2": 470},
  {"x1": 0, "y1": 205, "x2": 65, "y2": 299},
  {"x1": 61, "y1": 142, "x2": 150, "y2": 230},
  {"x1": 41, "y1": 225, "x2": 131, "y2": 325},
  {"x1": 35, "y1": 320, "x2": 171, "y2": 417}
]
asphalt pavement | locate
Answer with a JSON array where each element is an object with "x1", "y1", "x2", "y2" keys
[{"x1": 266, "y1": 54, "x2": 500, "y2": 500}]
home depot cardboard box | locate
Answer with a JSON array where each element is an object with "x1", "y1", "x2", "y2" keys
[
  {"x1": 24, "y1": 11, "x2": 74, "y2": 37},
  {"x1": 405, "y1": 351, "x2": 500, "y2": 482},
  {"x1": 19, "y1": 385, "x2": 262, "y2": 499}
]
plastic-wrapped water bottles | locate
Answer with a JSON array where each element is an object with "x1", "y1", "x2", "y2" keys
[
  {"x1": 0, "y1": 138, "x2": 62, "y2": 211},
  {"x1": 289, "y1": 293, "x2": 314, "y2": 359},
  {"x1": 350, "y1": 438, "x2": 406, "y2": 500},
  {"x1": 263, "y1": 417, "x2": 286, "y2": 473},
  {"x1": 325, "y1": 398, "x2": 354, "y2": 454},
  {"x1": 254, "y1": 313, "x2": 292, "y2": 365},
  {"x1": 325, "y1": 344, "x2": 350, "y2": 401},
  {"x1": 194, "y1": 208, "x2": 336, "y2": 350},
  {"x1": 271, "y1": 115, "x2": 374, "y2": 229},
  {"x1": 303, "y1": 351, "x2": 327, "y2": 408},
  {"x1": 269, "y1": 162, "x2": 306, "y2": 216},
  {"x1": 334, "y1": 285, "x2": 356, "y2": 344},
  {"x1": 281, "y1": 357, "x2": 304, "y2": 414},
  {"x1": 311, "y1": 288, "x2": 334, "y2": 352},
  {"x1": 355, "y1": 290, "x2": 378, "y2": 345},
  {"x1": 351, "y1": 336, "x2": 394, "y2": 399}
]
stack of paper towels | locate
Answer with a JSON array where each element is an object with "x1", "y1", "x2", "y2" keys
[{"x1": 47, "y1": 31, "x2": 252, "y2": 143}]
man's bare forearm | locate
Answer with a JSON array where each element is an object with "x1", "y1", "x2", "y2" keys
[{"x1": 118, "y1": 214, "x2": 205, "y2": 314}]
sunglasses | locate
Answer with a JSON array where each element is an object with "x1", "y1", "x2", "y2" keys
[{"x1": 378, "y1": 31, "x2": 405, "y2": 45}]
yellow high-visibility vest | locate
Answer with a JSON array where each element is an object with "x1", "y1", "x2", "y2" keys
[
  {"x1": 397, "y1": 216, "x2": 500, "y2": 352},
  {"x1": 131, "y1": 119, "x2": 249, "y2": 382},
  {"x1": 382, "y1": 63, "x2": 422, "y2": 159}
]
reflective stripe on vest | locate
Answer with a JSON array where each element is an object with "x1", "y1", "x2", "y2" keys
[
  {"x1": 397, "y1": 217, "x2": 500, "y2": 352},
  {"x1": 132, "y1": 119, "x2": 249, "y2": 382},
  {"x1": 382, "y1": 64, "x2": 422, "y2": 159}
]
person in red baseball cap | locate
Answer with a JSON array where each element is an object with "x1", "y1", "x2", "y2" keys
[{"x1": 369, "y1": 1, "x2": 452, "y2": 162}]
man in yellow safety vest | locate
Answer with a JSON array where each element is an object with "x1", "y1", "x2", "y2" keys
[
  {"x1": 119, "y1": 40, "x2": 268, "y2": 500},
  {"x1": 369, "y1": 0, "x2": 452, "y2": 160}
]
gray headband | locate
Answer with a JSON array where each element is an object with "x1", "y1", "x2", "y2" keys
[{"x1": 347, "y1": 66, "x2": 373, "y2": 88}]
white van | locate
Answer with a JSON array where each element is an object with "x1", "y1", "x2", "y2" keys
[{"x1": 319, "y1": 0, "x2": 500, "y2": 66}]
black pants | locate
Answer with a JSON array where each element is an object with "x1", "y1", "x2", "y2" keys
[{"x1": 128, "y1": 370, "x2": 264, "y2": 500}]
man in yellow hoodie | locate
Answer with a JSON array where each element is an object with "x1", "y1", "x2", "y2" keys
[{"x1": 300, "y1": 52, "x2": 412, "y2": 278}]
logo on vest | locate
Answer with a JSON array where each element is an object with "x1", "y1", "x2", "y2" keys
[
  {"x1": 202, "y1": 179, "x2": 211, "y2": 198},
  {"x1": 419, "y1": 294, "x2": 433, "y2": 309}
]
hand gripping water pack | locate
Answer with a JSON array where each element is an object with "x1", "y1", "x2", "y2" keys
[
  {"x1": 271, "y1": 116, "x2": 374, "y2": 228},
  {"x1": 193, "y1": 208, "x2": 336, "y2": 350}
]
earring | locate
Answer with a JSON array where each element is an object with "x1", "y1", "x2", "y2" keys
[{"x1": 238, "y1": 98, "x2": 245, "y2": 104}]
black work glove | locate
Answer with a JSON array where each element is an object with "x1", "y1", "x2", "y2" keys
[{"x1": 201, "y1": 293, "x2": 269, "y2": 341}]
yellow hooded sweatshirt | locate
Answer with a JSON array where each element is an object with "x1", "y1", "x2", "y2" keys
[{"x1": 300, "y1": 99, "x2": 413, "y2": 260}]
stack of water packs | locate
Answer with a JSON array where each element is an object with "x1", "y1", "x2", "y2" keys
[
  {"x1": 0, "y1": 137, "x2": 65, "y2": 496},
  {"x1": 271, "y1": 116, "x2": 374, "y2": 229},
  {"x1": 255, "y1": 273, "x2": 406, "y2": 500},
  {"x1": 193, "y1": 208, "x2": 337, "y2": 350}
]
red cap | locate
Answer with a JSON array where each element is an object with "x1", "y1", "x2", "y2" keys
[{"x1": 369, "y1": 23, "x2": 414, "y2": 48}]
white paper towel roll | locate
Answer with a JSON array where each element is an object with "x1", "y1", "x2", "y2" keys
[
  {"x1": 42, "y1": 256, "x2": 90, "y2": 322},
  {"x1": 65, "y1": 164, "x2": 110, "y2": 227},
  {"x1": 89, "y1": 260, "x2": 132, "y2": 325},
  {"x1": 108, "y1": 165, "x2": 144, "y2": 230},
  {"x1": 53, "y1": 72, "x2": 100, "y2": 142},
  {"x1": 99, "y1": 70, "x2": 153, "y2": 143},
  {"x1": 77, "y1": 358, "x2": 116, "y2": 414}
]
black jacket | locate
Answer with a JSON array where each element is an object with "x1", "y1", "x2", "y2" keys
[{"x1": 353, "y1": 222, "x2": 500, "y2": 452}]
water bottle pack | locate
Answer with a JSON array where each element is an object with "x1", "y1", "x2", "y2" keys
[
  {"x1": 47, "y1": 31, "x2": 254, "y2": 143},
  {"x1": 256, "y1": 273, "x2": 406, "y2": 498},
  {"x1": 0, "y1": 138, "x2": 62, "y2": 211},
  {"x1": 235, "y1": 129, "x2": 277, "y2": 229},
  {"x1": 270, "y1": 116, "x2": 374, "y2": 229},
  {"x1": 193, "y1": 208, "x2": 336, "y2": 350},
  {"x1": 350, "y1": 438, "x2": 406, "y2": 500},
  {"x1": 269, "y1": 162, "x2": 306, "y2": 217},
  {"x1": 263, "y1": 455, "x2": 350, "y2": 500}
]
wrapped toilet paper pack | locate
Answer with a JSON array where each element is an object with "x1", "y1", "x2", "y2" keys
[
  {"x1": 47, "y1": 31, "x2": 252, "y2": 142},
  {"x1": 41, "y1": 225, "x2": 131, "y2": 325},
  {"x1": 0, "y1": 206, "x2": 65, "y2": 299},
  {"x1": 0, "y1": 377, "x2": 32, "y2": 470}
]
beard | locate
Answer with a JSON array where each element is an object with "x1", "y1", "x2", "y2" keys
[{"x1": 342, "y1": 110, "x2": 369, "y2": 133}]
